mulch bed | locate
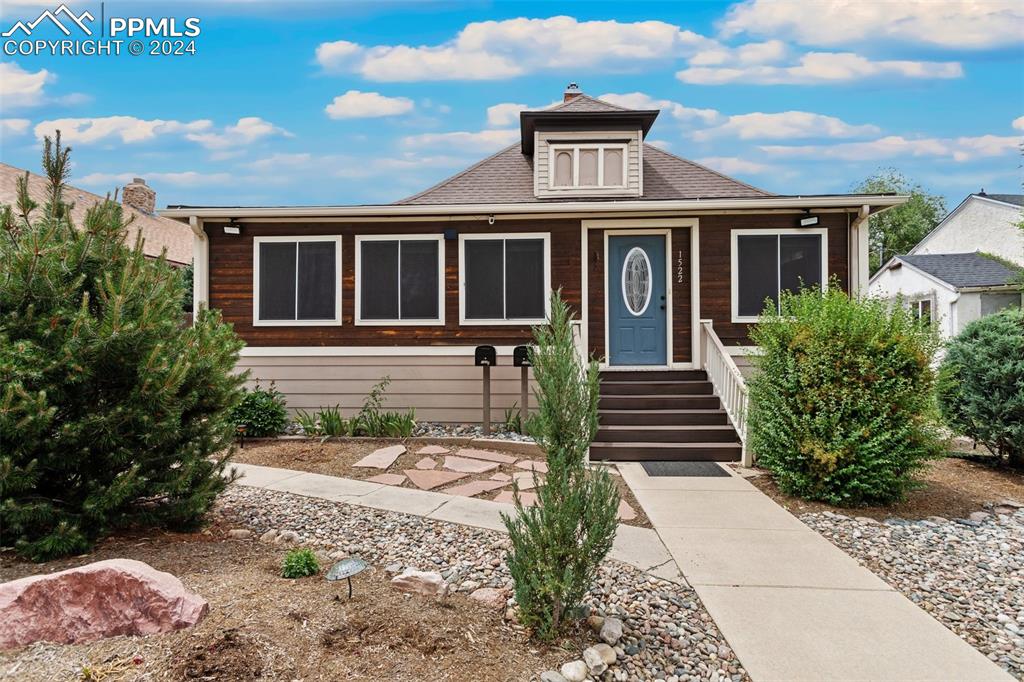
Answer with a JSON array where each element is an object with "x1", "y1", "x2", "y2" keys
[
  {"x1": 231, "y1": 438, "x2": 652, "y2": 529},
  {"x1": 744, "y1": 455, "x2": 1024, "y2": 520},
  {"x1": 0, "y1": 521, "x2": 574, "y2": 682}
]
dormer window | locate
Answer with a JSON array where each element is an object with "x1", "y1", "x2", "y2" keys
[{"x1": 549, "y1": 144, "x2": 627, "y2": 189}]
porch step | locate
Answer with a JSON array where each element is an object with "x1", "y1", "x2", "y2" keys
[
  {"x1": 589, "y1": 441, "x2": 741, "y2": 462},
  {"x1": 600, "y1": 380, "x2": 713, "y2": 396},
  {"x1": 599, "y1": 395, "x2": 722, "y2": 410},
  {"x1": 601, "y1": 370, "x2": 707, "y2": 382},
  {"x1": 595, "y1": 424, "x2": 740, "y2": 443},
  {"x1": 598, "y1": 408, "x2": 729, "y2": 426}
]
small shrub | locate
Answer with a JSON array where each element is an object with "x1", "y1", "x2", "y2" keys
[
  {"x1": 748, "y1": 284, "x2": 944, "y2": 506},
  {"x1": 501, "y1": 291, "x2": 619, "y2": 641},
  {"x1": 502, "y1": 403, "x2": 540, "y2": 437},
  {"x1": 350, "y1": 377, "x2": 416, "y2": 437},
  {"x1": 231, "y1": 382, "x2": 288, "y2": 437},
  {"x1": 281, "y1": 548, "x2": 320, "y2": 578},
  {"x1": 938, "y1": 307, "x2": 1024, "y2": 465}
]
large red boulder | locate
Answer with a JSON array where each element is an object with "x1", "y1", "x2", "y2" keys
[{"x1": 0, "y1": 558, "x2": 208, "y2": 649}]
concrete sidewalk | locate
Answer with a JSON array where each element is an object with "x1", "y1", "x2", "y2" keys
[
  {"x1": 619, "y1": 463, "x2": 1012, "y2": 682},
  {"x1": 228, "y1": 462, "x2": 682, "y2": 582}
]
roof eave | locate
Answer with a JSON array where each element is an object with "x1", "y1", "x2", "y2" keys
[
  {"x1": 160, "y1": 194, "x2": 910, "y2": 220},
  {"x1": 519, "y1": 109, "x2": 660, "y2": 154}
]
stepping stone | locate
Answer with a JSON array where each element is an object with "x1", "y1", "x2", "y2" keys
[
  {"x1": 493, "y1": 490, "x2": 538, "y2": 506},
  {"x1": 353, "y1": 445, "x2": 406, "y2": 469},
  {"x1": 514, "y1": 460, "x2": 548, "y2": 474},
  {"x1": 442, "y1": 479, "x2": 509, "y2": 498},
  {"x1": 366, "y1": 473, "x2": 406, "y2": 486},
  {"x1": 489, "y1": 472, "x2": 512, "y2": 482},
  {"x1": 417, "y1": 445, "x2": 450, "y2": 455},
  {"x1": 443, "y1": 456, "x2": 499, "y2": 474},
  {"x1": 403, "y1": 469, "x2": 468, "y2": 491},
  {"x1": 414, "y1": 457, "x2": 437, "y2": 470},
  {"x1": 512, "y1": 471, "x2": 544, "y2": 491},
  {"x1": 455, "y1": 448, "x2": 517, "y2": 464},
  {"x1": 617, "y1": 500, "x2": 637, "y2": 521}
]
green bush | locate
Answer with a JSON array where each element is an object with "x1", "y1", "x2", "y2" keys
[
  {"x1": 231, "y1": 382, "x2": 288, "y2": 437},
  {"x1": 938, "y1": 307, "x2": 1024, "y2": 465},
  {"x1": 281, "y1": 548, "x2": 320, "y2": 578},
  {"x1": 349, "y1": 377, "x2": 415, "y2": 437},
  {"x1": 295, "y1": 405, "x2": 349, "y2": 438},
  {"x1": 501, "y1": 291, "x2": 619, "y2": 640},
  {"x1": 0, "y1": 135, "x2": 245, "y2": 561},
  {"x1": 748, "y1": 284, "x2": 944, "y2": 506}
]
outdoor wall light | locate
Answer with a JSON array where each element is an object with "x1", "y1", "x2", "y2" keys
[
  {"x1": 223, "y1": 219, "x2": 241, "y2": 235},
  {"x1": 799, "y1": 214, "x2": 820, "y2": 227}
]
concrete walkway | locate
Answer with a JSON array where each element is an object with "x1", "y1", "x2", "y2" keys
[
  {"x1": 618, "y1": 463, "x2": 1012, "y2": 682},
  {"x1": 229, "y1": 462, "x2": 682, "y2": 582}
]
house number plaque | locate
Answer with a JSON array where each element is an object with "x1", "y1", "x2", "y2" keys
[{"x1": 677, "y1": 250, "x2": 685, "y2": 284}]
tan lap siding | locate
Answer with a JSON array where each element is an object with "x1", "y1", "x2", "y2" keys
[{"x1": 238, "y1": 354, "x2": 537, "y2": 424}]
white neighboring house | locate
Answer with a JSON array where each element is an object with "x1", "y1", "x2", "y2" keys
[{"x1": 911, "y1": 192, "x2": 1024, "y2": 266}]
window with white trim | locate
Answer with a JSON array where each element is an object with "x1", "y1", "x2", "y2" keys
[
  {"x1": 731, "y1": 229, "x2": 827, "y2": 322},
  {"x1": 460, "y1": 234, "x2": 550, "y2": 324},
  {"x1": 253, "y1": 236, "x2": 342, "y2": 325},
  {"x1": 356, "y1": 235, "x2": 444, "y2": 324},
  {"x1": 550, "y1": 143, "x2": 626, "y2": 189}
]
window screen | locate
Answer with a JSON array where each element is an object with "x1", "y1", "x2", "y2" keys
[
  {"x1": 780, "y1": 234, "x2": 822, "y2": 296},
  {"x1": 258, "y1": 242, "x2": 297, "y2": 320},
  {"x1": 359, "y1": 239, "x2": 439, "y2": 321},
  {"x1": 297, "y1": 241, "x2": 337, "y2": 320},
  {"x1": 505, "y1": 239, "x2": 545, "y2": 319},
  {"x1": 737, "y1": 235, "x2": 779, "y2": 318},
  {"x1": 257, "y1": 239, "x2": 337, "y2": 322},
  {"x1": 465, "y1": 240, "x2": 505, "y2": 319}
]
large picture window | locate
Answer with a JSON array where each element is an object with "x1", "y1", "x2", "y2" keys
[
  {"x1": 253, "y1": 236, "x2": 342, "y2": 325},
  {"x1": 459, "y1": 234, "x2": 550, "y2": 324},
  {"x1": 731, "y1": 229, "x2": 827, "y2": 322},
  {"x1": 355, "y1": 235, "x2": 444, "y2": 325}
]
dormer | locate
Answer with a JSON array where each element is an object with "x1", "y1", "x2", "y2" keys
[{"x1": 521, "y1": 84, "x2": 659, "y2": 200}]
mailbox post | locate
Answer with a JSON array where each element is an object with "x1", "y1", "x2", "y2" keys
[
  {"x1": 475, "y1": 345, "x2": 497, "y2": 436},
  {"x1": 513, "y1": 345, "x2": 532, "y2": 428}
]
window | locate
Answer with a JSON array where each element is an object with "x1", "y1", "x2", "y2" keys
[
  {"x1": 731, "y1": 229, "x2": 828, "y2": 322},
  {"x1": 459, "y1": 234, "x2": 550, "y2": 324},
  {"x1": 253, "y1": 236, "x2": 342, "y2": 325},
  {"x1": 355, "y1": 235, "x2": 444, "y2": 325},
  {"x1": 549, "y1": 144, "x2": 627, "y2": 189},
  {"x1": 915, "y1": 298, "x2": 933, "y2": 325}
]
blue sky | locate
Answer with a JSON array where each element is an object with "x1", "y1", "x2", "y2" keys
[{"x1": 1, "y1": 0, "x2": 1021, "y2": 211}]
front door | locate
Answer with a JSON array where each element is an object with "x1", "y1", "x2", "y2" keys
[{"x1": 608, "y1": 234, "x2": 667, "y2": 365}]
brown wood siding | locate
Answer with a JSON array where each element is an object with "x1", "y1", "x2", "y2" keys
[
  {"x1": 697, "y1": 213, "x2": 851, "y2": 346},
  {"x1": 207, "y1": 219, "x2": 582, "y2": 346},
  {"x1": 586, "y1": 228, "x2": 606, "y2": 360},
  {"x1": 671, "y1": 227, "x2": 692, "y2": 363}
]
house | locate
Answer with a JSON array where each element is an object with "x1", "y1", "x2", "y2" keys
[
  {"x1": 869, "y1": 192, "x2": 1023, "y2": 340},
  {"x1": 162, "y1": 85, "x2": 907, "y2": 465},
  {"x1": 0, "y1": 163, "x2": 192, "y2": 266}
]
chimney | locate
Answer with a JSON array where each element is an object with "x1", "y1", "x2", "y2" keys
[
  {"x1": 122, "y1": 177, "x2": 156, "y2": 214},
  {"x1": 563, "y1": 82, "x2": 582, "y2": 102}
]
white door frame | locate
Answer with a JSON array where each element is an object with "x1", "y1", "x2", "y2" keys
[{"x1": 581, "y1": 218, "x2": 700, "y2": 371}]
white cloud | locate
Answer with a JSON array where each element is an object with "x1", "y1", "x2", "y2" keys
[
  {"x1": 34, "y1": 116, "x2": 212, "y2": 144},
  {"x1": 696, "y1": 157, "x2": 772, "y2": 175},
  {"x1": 242, "y1": 151, "x2": 467, "y2": 183},
  {"x1": 760, "y1": 134, "x2": 1020, "y2": 162},
  {"x1": 401, "y1": 128, "x2": 519, "y2": 152},
  {"x1": 1013, "y1": 116, "x2": 1024, "y2": 131},
  {"x1": 324, "y1": 90, "x2": 414, "y2": 119},
  {"x1": 646, "y1": 139, "x2": 672, "y2": 151},
  {"x1": 677, "y1": 51, "x2": 962, "y2": 85},
  {"x1": 689, "y1": 39, "x2": 789, "y2": 66},
  {"x1": 0, "y1": 62, "x2": 52, "y2": 108},
  {"x1": 598, "y1": 92, "x2": 721, "y2": 124},
  {"x1": 721, "y1": 0, "x2": 1024, "y2": 50},
  {"x1": 316, "y1": 16, "x2": 714, "y2": 81},
  {"x1": 184, "y1": 116, "x2": 291, "y2": 150},
  {"x1": 693, "y1": 111, "x2": 879, "y2": 141},
  {"x1": 244, "y1": 153, "x2": 314, "y2": 172},
  {"x1": 486, "y1": 102, "x2": 529, "y2": 127},
  {"x1": 0, "y1": 118, "x2": 31, "y2": 137},
  {"x1": 77, "y1": 171, "x2": 233, "y2": 187}
]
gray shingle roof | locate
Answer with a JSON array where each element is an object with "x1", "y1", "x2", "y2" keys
[
  {"x1": 395, "y1": 143, "x2": 770, "y2": 205},
  {"x1": 900, "y1": 252, "x2": 1022, "y2": 288},
  {"x1": 975, "y1": 193, "x2": 1024, "y2": 207},
  {"x1": 543, "y1": 94, "x2": 630, "y2": 113}
]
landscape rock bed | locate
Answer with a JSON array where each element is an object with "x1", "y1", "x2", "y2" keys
[
  {"x1": 413, "y1": 421, "x2": 536, "y2": 443},
  {"x1": 801, "y1": 505, "x2": 1024, "y2": 679},
  {"x1": 220, "y1": 486, "x2": 748, "y2": 681}
]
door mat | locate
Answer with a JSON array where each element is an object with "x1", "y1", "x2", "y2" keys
[{"x1": 641, "y1": 461, "x2": 730, "y2": 477}]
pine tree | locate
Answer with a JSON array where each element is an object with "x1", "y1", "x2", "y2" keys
[
  {"x1": 501, "y1": 291, "x2": 620, "y2": 640},
  {"x1": 0, "y1": 134, "x2": 245, "y2": 561}
]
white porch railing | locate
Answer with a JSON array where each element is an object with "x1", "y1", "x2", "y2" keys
[
  {"x1": 700, "y1": 319, "x2": 751, "y2": 466},
  {"x1": 570, "y1": 320, "x2": 586, "y2": 367}
]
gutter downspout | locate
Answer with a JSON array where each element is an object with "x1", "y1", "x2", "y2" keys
[
  {"x1": 189, "y1": 216, "x2": 208, "y2": 322},
  {"x1": 850, "y1": 204, "x2": 870, "y2": 297}
]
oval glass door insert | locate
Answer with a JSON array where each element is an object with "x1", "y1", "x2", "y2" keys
[{"x1": 622, "y1": 247, "x2": 652, "y2": 316}]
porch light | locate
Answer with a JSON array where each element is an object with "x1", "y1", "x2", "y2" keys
[
  {"x1": 223, "y1": 219, "x2": 241, "y2": 235},
  {"x1": 799, "y1": 215, "x2": 820, "y2": 227}
]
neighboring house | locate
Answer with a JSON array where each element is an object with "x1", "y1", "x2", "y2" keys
[
  {"x1": 0, "y1": 163, "x2": 191, "y2": 266},
  {"x1": 162, "y1": 85, "x2": 906, "y2": 464},
  {"x1": 869, "y1": 192, "x2": 1024, "y2": 340},
  {"x1": 869, "y1": 252, "x2": 1022, "y2": 340}
]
